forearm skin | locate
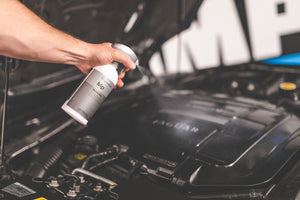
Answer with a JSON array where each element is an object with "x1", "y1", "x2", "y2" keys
[{"x1": 0, "y1": 0, "x2": 91, "y2": 66}]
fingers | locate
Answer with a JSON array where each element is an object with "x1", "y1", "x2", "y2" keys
[
  {"x1": 116, "y1": 79, "x2": 124, "y2": 88},
  {"x1": 111, "y1": 48, "x2": 136, "y2": 70},
  {"x1": 79, "y1": 43, "x2": 135, "y2": 88},
  {"x1": 118, "y1": 72, "x2": 125, "y2": 79},
  {"x1": 116, "y1": 73, "x2": 125, "y2": 88},
  {"x1": 111, "y1": 47, "x2": 134, "y2": 88}
]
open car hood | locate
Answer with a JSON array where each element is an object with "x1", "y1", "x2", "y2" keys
[{"x1": 1, "y1": 0, "x2": 201, "y2": 88}]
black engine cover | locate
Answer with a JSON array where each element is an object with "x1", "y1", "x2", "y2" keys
[{"x1": 87, "y1": 88, "x2": 300, "y2": 189}]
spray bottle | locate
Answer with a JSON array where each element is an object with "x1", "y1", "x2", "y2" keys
[{"x1": 62, "y1": 44, "x2": 138, "y2": 125}]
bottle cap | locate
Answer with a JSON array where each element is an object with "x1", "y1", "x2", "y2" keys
[
  {"x1": 279, "y1": 82, "x2": 297, "y2": 91},
  {"x1": 112, "y1": 43, "x2": 139, "y2": 74},
  {"x1": 279, "y1": 82, "x2": 298, "y2": 101}
]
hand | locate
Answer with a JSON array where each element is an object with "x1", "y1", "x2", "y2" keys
[{"x1": 76, "y1": 42, "x2": 136, "y2": 88}]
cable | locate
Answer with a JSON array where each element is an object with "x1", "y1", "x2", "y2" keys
[
  {"x1": 81, "y1": 146, "x2": 119, "y2": 169},
  {"x1": 88, "y1": 156, "x2": 118, "y2": 171}
]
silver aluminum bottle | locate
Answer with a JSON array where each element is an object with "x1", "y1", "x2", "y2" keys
[{"x1": 62, "y1": 44, "x2": 138, "y2": 125}]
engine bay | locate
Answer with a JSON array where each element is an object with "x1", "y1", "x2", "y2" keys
[{"x1": 0, "y1": 64, "x2": 299, "y2": 200}]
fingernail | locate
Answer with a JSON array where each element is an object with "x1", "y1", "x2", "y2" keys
[{"x1": 131, "y1": 63, "x2": 136, "y2": 69}]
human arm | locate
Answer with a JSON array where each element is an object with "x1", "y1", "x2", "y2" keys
[{"x1": 0, "y1": 0, "x2": 135, "y2": 87}]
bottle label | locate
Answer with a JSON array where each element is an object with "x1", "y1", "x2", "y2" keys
[{"x1": 67, "y1": 70, "x2": 115, "y2": 120}]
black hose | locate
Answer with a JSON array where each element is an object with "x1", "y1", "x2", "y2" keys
[
  {"x1": 25, "y1": 145, "x2": 63, "y2": 178},
  {"x1": 25, "y1": 133, "x2": 76, "y2": 178}
]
